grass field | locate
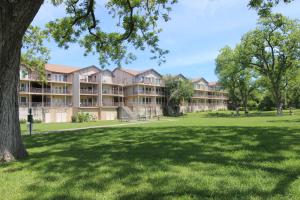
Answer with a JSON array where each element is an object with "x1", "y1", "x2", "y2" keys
[
  {"x1": 20, "y1": 120, "x2": 123, "y2": 134},
  {"x1": 1, "y1": 110, "x2": 300, "y2": 199}
]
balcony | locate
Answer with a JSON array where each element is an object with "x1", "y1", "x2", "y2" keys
[
  {"x1": 126, "y1": 102, "x2": 162, "y2": 106},
  {"x1": 19, "y1": 102, "x2": 72, "y2": 107},
  {"x1": 19, "y1": 87, "x2": 71, "y2": 94},
  {"x1": 20, "y1": 74, "x2": 39, "y2": 81},
  {"x1": 45, "y1": 88, "x2": 72, "y2": 94},
  {"x1": 80, "y1": 78, "x2": 98, "y2": 83},
  {"x1": 102, "y1": 89, "x2": 123, "y2": 95},
  {"x1": 102, "y1": 102, "x2": 124, "y2": 107},
  {"x1": 133, "y1": 80, "x2": 165, "y2": 86},
  {"x1": 80, "y1": 89, "x2": 98, "y2": 95},
  {"x1": 80, "y1": 102, "x2": 98, "y2": 107},
  {"x1": 192, "y1": 94, "x2": 209, "y2": 98},
  {"x1": 132, "y1": 91, "x2": 164, "y2": 96},
  {"x1": 47, "y1": 77, "x2": 68, "y2": 82},
  {"x1": 19, "y1": 102, "x2": 29, "y2": 107},
  {"x1": 30, "y1": 87, "x2": 43, "y2": 93}
]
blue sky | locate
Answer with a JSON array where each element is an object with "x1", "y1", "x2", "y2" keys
[{"x1": 32, "y1": 0, "x2": 300, "y2": 81}]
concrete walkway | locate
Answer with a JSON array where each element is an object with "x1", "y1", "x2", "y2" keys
[{"x1": 29, "y1": 119, "x2": 177, "y2": 135}]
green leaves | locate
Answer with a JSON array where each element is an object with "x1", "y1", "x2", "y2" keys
[
  {"x1": 248, "y1": 0, "x2": 293, "y2": 17},
  {"x1": 21, "y1": 25, "x2": 50, "y2": 81},
  {"x1": 46, "y1": 0, "x2": 177, "y2": 68},
  {"x1": 164, "y1": 75, "x2": 194, "y2": 106}
]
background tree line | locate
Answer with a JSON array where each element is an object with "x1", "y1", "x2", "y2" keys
[{"x1": 216, "y1": 13, "x2": 300, "y2": 115}]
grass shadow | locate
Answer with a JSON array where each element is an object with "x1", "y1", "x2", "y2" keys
[{"x1": 1, "y1": 124, "x2": 300, "y2": 199}]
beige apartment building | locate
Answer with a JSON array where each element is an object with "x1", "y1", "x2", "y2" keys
[{"x1": 19, "y1": 64, "x2": 227, "y2": 123}]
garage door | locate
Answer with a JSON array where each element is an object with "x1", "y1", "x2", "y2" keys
[
  {"x1": 56, "y1": 112, "x2": 67, "y2": 123},
  {"x1": 101, "y1": 111, "x2": 117, "y2": 120},
  {"x1": 45, "y1": 113, "x2": 51, "y2": 123}
]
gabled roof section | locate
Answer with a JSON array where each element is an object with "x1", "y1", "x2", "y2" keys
[
  {"x1": 176, "y1": 74, "x2": 188, "y2": 80},
  {"x1": 138, "y1": 68, "x2": 162, "y2": 77},
  {"x1": 45, "y1": 64, "x2": 80, "y2": 74},
  {"x1": 191, "y1": 77, "x2": 209, "y2": 84},
  {"x1": 113, "y1": 67, "x2": 140, "y2": 76},
  {"x1": 76, "y1": 65, "x2": 101, "y2": 73}
]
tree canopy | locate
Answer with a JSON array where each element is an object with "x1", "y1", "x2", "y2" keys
[
  {"x1": 248, "y1": 0, "x2": 293, "y2": 16},
  {"x1": 42, "y1": 0, "x2": 177, "y2": 68},
  {"x1": 240, "y1": 14, "x2": 300, "y2": 113},
  {"x1": 215, "y1": 46, "x2": 257, "y2": 114},
  {"x1": 164, "y1": 75, "x2": 194, "y2": 115}
]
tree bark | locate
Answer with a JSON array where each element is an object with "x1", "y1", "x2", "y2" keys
[{"x1": 0, "y1": 0, "x2": 43, "y2": 162}]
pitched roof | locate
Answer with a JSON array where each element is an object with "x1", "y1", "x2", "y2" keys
[
  {"x1": 115, "y1": 68, "x2": 141, "y2": 76},
  {"x1": 176, "y1": 74, "x2": 188, "y2": 80},
  {"x1": 191, "y1": 77, "x2": 208, "y2": 83},
  {"x1": 45, "y1": 64, "x2": 80, "y2": 74},
  {"x1": 138, "y1": 69, "x2": 162, "y2": 77}
]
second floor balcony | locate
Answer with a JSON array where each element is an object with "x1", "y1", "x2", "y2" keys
[
  {"x1": 20, "y1": 87, "x2": 72, "y2": 94},
  {"x1": 102, "y1": 102, "x2": 124, "y2": 107},
  {"x1": 80, "y1": 89, "x2": 98, "y2": 95},
  {"x1": 102, "y1": 89, "x2": 123, "y2": 95},
  {"x1": 19, "y1": 101, "x2": 72, "y2": 107},
  {"x1": 80, "y1": 102, "x2": 98, "y2": 107}
]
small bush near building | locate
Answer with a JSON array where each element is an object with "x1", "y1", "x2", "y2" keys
[
  {"x1": 33, "y1": 119, "x2": 42, "y2": 123},
  {"x1": 71, "y1": 112, "x2": 96, "y2": 123}
]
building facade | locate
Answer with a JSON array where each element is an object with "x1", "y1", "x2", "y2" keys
[{"x1": 19, "y1": 64, "x2": 227, "y2": 123}]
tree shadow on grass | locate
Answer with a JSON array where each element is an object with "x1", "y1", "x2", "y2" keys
[
  {"x1": 204, "y1": 111, "x2": 297, "y2": 118},
  {"x1": 266, "y1": 119, "x2": 300, "y2": 123},
  {"x1": 1, "y1": 125, "x2": 300, "y2": 199}
]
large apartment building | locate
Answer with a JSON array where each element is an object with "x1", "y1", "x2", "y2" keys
[{"x1": 19, "y1": 64, "x2": 227, "y2": 123}]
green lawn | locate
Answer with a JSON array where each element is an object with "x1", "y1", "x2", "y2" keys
[
  {"x1": 2, "y1": 111, "x2": 300, "y2": 199},
  {"x1": 21, "y1": 120, "x2": 123, "y2": 134}
]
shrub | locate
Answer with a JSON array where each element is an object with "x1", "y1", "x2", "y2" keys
[
  {"x1": 73, "y1": 112, "x2": 95, "y2": 123},
  {"x1": 33, "y1": 119, "x2": 42, "y2": 123},
  {"x1": 71, "y1": 115, "x2": 78, "y2": 123}
]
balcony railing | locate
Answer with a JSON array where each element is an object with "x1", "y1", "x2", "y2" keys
[
  {"x1": 20, "y1": 74, "x2": 39, "y2": 81},
  {"x1": 19, "y1": 102, "x2": 72, "y2": 107},
  {"x1": 20, "y1": 87, "x2": 71, "y2": 94},
  {"x1": 30, "y1": 87, "x2": 43, "y2": 93},
  {"x1": 46, "y1": 88, "x2": 72, "y2": 94},
  {"x1": 133, "y1": 79, "x2": 165, "y2": 86},
  {"x1": 80, "y1": 89, "x2": 98, "y2": 94},
  {"x1": 193, "y1": 95, "x2": 227, "y2": 99},
  {"x1": 102, "y1": 102, "x2": 124, "y2": 107},
  {"x1": 47, "y1": 77, "x2": 68, "y2": 82},
  {"x1": 19, "y1": 102, "x2": 29, "y2": 107},
  {"x1": 80, "y1": 102, "x2": 98, "y2": 107},
  {"x1": 126, "y1": 102, "x2": 162, "y2": 106},
  {"x1": 131, "y1": 91, "x2": 164, "y2": 96},
  {"x1": 102, "y1": 89, "x2": 123, "y2": 95},
  {"x1": 80, "y1": 78, "x2": 98, "y2": 83}
]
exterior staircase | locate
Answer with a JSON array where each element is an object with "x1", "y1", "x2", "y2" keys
[{"x1": 118, "y1": 106, "x2": 138, "y2": 120}]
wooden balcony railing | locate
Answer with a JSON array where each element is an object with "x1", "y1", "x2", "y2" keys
[
  {"x1": 80, "y1": 89, "x2": 98, "y2": 94},
  {"x1": 80, "y1": 102, "x2": 98, "y2": 107},
  {"x1": 19, "y1": 102, "x2": 72, "y2": 107},
  {"x1": 80, "y1": 79, "x2": 98, "y2": 83},
  {"x1": 102, "y1": 89, "x2": 123, "y2": 95},
  {"x1": 102, "y1": 102, "x2": 124, "y2": 107}
]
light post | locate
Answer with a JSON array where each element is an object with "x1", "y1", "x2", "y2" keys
[{"x1": 27, "y1": 108, "x2": 33, "y2": 135}]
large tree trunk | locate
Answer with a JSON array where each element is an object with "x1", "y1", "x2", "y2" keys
[{"x1": 0, "y1": 0, "x2": 43, "y2": 162}]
